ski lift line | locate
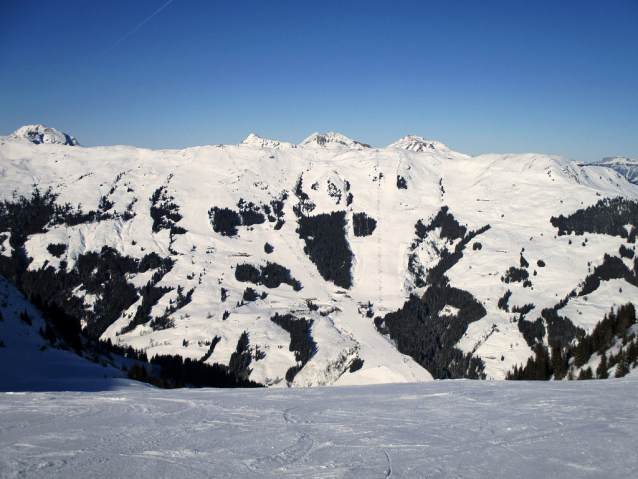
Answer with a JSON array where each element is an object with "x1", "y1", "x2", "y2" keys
[
  {"x1": 376, "y1": 156, "x2": 383, "y2": 304},
  {"x1": 187, "y1": 146, "x2": 201, "y2": 166}
]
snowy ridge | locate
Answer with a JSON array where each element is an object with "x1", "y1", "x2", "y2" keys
[
  {"x1": 8, "y1": 124, "x2": 80, "y2": 146},
  {"x1": 2, "y1": 125, "x2": 638, "y2": 386}
]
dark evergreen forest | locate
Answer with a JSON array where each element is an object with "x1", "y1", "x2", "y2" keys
[
  {"x1": 380, "y1": 206, "x2": 491, "y2": 379},
  {"x1": 209, "y1": 194, "x2": 288, "y2": 236},
  {"x1": 296, "y1": 211, "x2": 353, "y2": 289},
  {"x1": 235, "y1": 262, "x2": 302, "y2": 291},
  {"x1": 508, "y1": 303, "x2": 638, "y2": 380},
  {"x1": 551, "y1": 197, "x2": 638, "y2": 241},
  {"x1": 352, "y1": 212, "x2": 377, "y2": 237},
  {"x1": 270, "y1": 313, "x2": 316, "y2": 382}
]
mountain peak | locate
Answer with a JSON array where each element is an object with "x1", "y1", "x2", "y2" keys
[
  {"x1": 387, "y1": 135, "x2": 450, "y2": 153},
  {"x1": 10, "y1": 124, "x2": 80, "y2": 146},
  {"x1": 298, "y1": 131, "x2": 371, "y2": 150},
  {"x1": 238, "y1": 133, "x2": 295, "y2": 149}
]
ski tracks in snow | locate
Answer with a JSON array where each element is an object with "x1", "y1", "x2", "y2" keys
[{"x1": 244, "y1": 405, "x2": 317, "y2": 474}]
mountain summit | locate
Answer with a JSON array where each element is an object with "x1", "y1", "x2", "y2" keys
[
  {"x1": 388, "y1": 135, "x2": 450, "y2": 153},
  {"x1": 238, "y1": 134, "x2": 296, "y2": 149},
  {"x1": 298, "y1": 131, "x2": 371, "y2": 150},
  {"x1": 9, "y1": 124, "x2": 80, "y2": 146}
]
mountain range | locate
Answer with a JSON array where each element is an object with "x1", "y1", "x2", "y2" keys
[
  {"x1": 1, "y1": 124, "x2": 638, "y2": 387},
  {"x1": 585, "y1": 156, "x2": 638, "y2": 185}
]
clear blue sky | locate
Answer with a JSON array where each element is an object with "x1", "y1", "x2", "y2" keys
[{"x1": 1, "y1": 0, "x2": 636, "y2": 161}]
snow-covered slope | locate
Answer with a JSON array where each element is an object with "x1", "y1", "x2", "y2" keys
[
  {"x1": 587, "y1": 156, "x2": 638, "y2": 184},
  {"x1": 2, "y1": 378, "x2": 637, "y2": 478},
  {"x1": 8, "y1": 124, "x2": 80, "y2": 146},
  {"x1": 1, "y1": 126, "x2": 638, "y2": 386},
  {"x1": 0, "y1": 275, "x2": 130, "y2": 392}
]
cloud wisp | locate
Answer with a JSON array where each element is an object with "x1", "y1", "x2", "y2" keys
[{"x1": 98, "y1": 0, "x2": 175, "y2": 57}]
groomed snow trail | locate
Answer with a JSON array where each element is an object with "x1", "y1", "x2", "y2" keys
[{"x1": 1, "y1": 379, "x2": 637, "y2": 478}]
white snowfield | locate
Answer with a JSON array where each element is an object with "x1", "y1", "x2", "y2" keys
[
  {"x1": 1, "y1": 126, "x2": 638, "y2": 386},
  {"x1": 1, "y1": 380, "x2": 637, "y2": 478}
]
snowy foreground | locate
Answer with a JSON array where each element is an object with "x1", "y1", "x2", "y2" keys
[{"x1": 1, "y1": 378, "x2": 637, "y2": 478}]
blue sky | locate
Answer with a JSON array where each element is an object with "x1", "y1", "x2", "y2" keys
[{"x1": 1, "y1": 0, "x2": 636, "y2": 161}]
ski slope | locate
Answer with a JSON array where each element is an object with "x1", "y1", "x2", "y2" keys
[{"x1": 1, "y1": 378, "x2": 637, "y2": 478}]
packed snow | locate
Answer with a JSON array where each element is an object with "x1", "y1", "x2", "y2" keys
[{"x1": 2, "y1": 378, "x2": 637, "y2": 478}]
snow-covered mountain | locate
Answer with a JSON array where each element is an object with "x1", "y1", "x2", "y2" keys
[
  {"x1": 238, "y1": 133, "x2": 296, "y2": 149},
  {"x1": 1, "y1": 125, "x2": 638, "y2": 387},
  {"x1": 586, "y1": 156, "x2": 638, "y2": 184},
  {"x1": 298, "y1": 131, "x2": 371, "y2": 149},
  {"x1": 8, "y1": 124, "x2": 80, "y2": 146},
  {"x1": 389, "y1": 134, "x2": 447, "y2": 153}
]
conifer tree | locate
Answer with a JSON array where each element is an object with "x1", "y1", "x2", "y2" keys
[
  {"x1": 615, "y1": 351, "x2": 629, "y2": 378},
  {"x1": 596, "y1": 353, "x2": 609, "y2": 379},
  {"x1": 550, "y1": 343, "x2": 568, "y2": 380}
]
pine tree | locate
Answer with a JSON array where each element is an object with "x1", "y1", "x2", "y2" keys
[
  {"x1": 615, "y1": 351, "x2": 629, "y2": 378},
  {"x1": 19, "y1": 310, "x2": 32, "y2": 325},
  {"x1": 578, "y1": 367, "x2": 593, "y2": 380},
  {"x1": 550, "y1": 343, "x2": 568, "y2": 380},
  {"x1": 596, "y1": 353, "x2": 609, "y2": 379}
]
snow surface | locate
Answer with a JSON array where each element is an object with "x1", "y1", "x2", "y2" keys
[
  {"x1": 2, "y1": 127, "x2": 638, "y2": 386},
  {"x1": 2, "y1": 136, "x2": 638, "y2": 477},
  {"x1": 1, "y1": 379, "x2": 637, "y2": 478}
]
